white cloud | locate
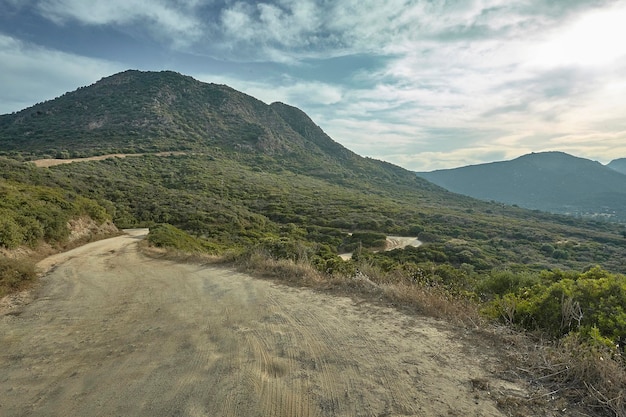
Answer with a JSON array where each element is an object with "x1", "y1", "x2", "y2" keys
[
  {"x1": 0, "y1": 35, "x2": 123, "y2": 114},
  {"x1": 217, "y1": 0, "x2": 324, "y2": 61},
  {"x1": 528, "y1": 2, "x2": 626, "y2": 68},
  {"x1": 3, "y1": 0, "x2": 626, "y2": 170},
  {"x1": 211, "y1": 0, "x2": 626, "y2": 170},
  {"x1": 194, "y1": 73, "x2": 343, "y2": 107},
  {"x1": 36, "y1": 0, "x2": 202, "y2": 46}
]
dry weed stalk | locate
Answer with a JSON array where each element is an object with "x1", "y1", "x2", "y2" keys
[{"x1": 515, "y1": 335, "x2": 626, "y2": 417}]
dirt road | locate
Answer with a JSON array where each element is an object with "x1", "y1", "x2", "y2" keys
[
  {"x1": 339, "y1": 236, "x2": 421, "y2": 260},
  {"x1": 0, "y1": 230, "x2": 528, "y2": 416},
  {"x1": 31, "y1": 152, "x2": 185, "y2": 168}
]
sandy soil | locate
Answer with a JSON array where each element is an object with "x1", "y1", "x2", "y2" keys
[
  {"x1": 385, "y1": 236, "x2": 422, "y2": 251},
  {"x1": 0, "y1": 230, "x2": 532, "y2": 417},
  {"x1": 31, "y1": 152, "x2": 186, "y2": 168},
  {"x1": 339, "y1": 235, "x2": 422, "y2": 260}
]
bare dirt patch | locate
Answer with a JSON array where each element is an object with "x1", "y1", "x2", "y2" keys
[
  {"x1": 339, "y1": 235, "x2": 421, "y2": 260},
  {"x1": 31, "y1": 151, "x2": 186, "y2": 168},
  {"x1": 0, "y1": 230, "x2": 547, "y2": 416}
]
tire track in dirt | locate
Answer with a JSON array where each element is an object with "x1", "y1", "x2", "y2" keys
[{"x1": 0, "y1": 230, "x2": 531, "y2": 417}]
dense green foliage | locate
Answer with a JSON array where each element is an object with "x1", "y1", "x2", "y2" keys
[
  {"x1": 0, "y1": 159, "x2": 112, "y2": 295},
  {"x1": 29, "y1": 152, "x2": 624, "y2": 274},
  {"x1": 485, "y1": 267, "x2": 626, "y2": 347},
  {"x1": 146, "y1": 223, "x2": 220, "y2": 253},
  {"x1": 0, "y1": 178, "x2": 109, "y2": 249},
  {"x1": 1, "y1": 70, "x2": 624, "y2": 414}
]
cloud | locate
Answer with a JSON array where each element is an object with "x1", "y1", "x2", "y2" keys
[
  {"x1": 528, "y1": 1, "x2": 626, "y2": 68},
  {"x1": 194, "y1": 73, "x2": 343, "y2": 107},
  {"x1": 34, "y1": 0, "x2": 203, "y2": 47},
  {"x1": 0, "y1": 34, "x2": 123, "y2": 114},
  {"x1": 216, "y1": 0, "x2": 330, "y2": 63},
  {"x1": 2, "y1": 0, "x2": 625, "y2": 170}
]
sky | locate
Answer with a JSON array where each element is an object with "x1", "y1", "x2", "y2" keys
[{"x1": 1, "y1": 0, "x2": 626, "y2": 171}]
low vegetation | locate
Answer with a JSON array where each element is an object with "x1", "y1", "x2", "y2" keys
[
  {"x1": 1, "y1": 71, "x2": 625, "y2": 416},
  {"x1": 1, "y1": 151, "x2": 624, "y2": 416},
  {"x1": 0, "y1": 257, "x2": 37, "y2": 298},
  {"x1": 142, "y1": 221, "x2": 626, "y2": 417},
  {"x1": 0, "y1": 165, "x2": 113, "y2": 296}
]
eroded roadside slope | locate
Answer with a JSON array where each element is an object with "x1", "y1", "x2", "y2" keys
[{"x1": 1, "y1": 230, "x2": 532, "y2": 417}]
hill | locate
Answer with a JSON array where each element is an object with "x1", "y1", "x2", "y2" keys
[
  {"x1": 1, "y1": 71, "x2": 625, "y2": 275},
  {"x1": 2, "y1": 70, "x2": 625, "y2": 415},
  {"x1": 417, "y1": 151, "x2": 626, "y2": 222},
  {"x1": 608, "y1": 157, "x2": 626, "y2": 175}
]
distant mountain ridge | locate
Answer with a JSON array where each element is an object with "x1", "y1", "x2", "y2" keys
[
  {"x1": 608, "y1": 158, "x2": 626, "y2": 175},
  {"x1": 417, "y1": 151, "x2": 626, "y2": 222}
]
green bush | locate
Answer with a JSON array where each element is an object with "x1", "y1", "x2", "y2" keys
[
  {"x1": 0, "y1": 179, "x2": 111, "y2": 249},
  {"x1": 14, "y1": 215, "x2": 45, "y2": 247},
  {"x1": 477, "y1": 270, "x2": 540, "y2": 299},
  {"x1": 254, "y1": 237, "x2": 315, "y2": 262},
  {"x1": 487, "y1": 267, "x2": 626, "y2": 344},
  {"x1": 0, "y1": 216, "x2": 23, "y2": 249},
  {"x1": 0, "y1": 256, "x2": 36, "y2": 297},
  {"x1": 147, "y1": 223, "x2": 218, "y2": 253}
]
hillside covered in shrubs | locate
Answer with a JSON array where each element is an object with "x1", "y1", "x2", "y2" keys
[{"x1": 1, "y1": 70, "x2": 624, "y2": 416}]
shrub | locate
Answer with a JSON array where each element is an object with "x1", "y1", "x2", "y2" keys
[
  {"x1": 0, "y1": 216, "x2": 23, "y2": 249},
  {"x1": 477, "y1": 270, "x2": 540, "y2": 299},
  {"x1": 0, "y1": 256, "x2": 36, "y2": 297},
  {"x1": 254, "y1": 237, "x2": 315, "y2": 262},
  {"x1": 146, "y1": 223, "x2": 217, "y2": 253},
  {"x1": 487, "y1": 267, "x2": 626, "y2": 344}
]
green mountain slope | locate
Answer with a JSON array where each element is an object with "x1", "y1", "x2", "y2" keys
[
  {"x1": 0, "y1": 70, "x2": 302, "y2": 157},
  {"x1": 1, "y1": 71, "x2": 626, "y2": 275},
  {"x1": 417, "y1": 151, "x2": 626, "y2": 222},
  {"x1": 0, "y1": 70, "x2": 435, "y2": 190},
  {"x1": 2, "y1": 70, "x2": 624, "y2": 413}
]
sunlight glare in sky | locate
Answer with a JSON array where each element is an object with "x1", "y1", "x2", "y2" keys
[{"x1": 534, "y1": 4, "x2": 626, "y2": 67}]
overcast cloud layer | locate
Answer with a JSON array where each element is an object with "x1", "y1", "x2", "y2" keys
[{"x1": 1, "y1": 0, "x2": 625, "y2": 170}]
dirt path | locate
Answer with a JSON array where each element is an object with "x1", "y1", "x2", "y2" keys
[
  {"x1": 0, "y1": 230, "x2": 529, "y2": 417},
  {"x1": 31, "y1": 151, "x2": 185, "y2": 168},
  {"x1": 339, "y1": 235, "x2": 422, "y2": 260},
  {"x1": 385, "y1": 236, "x2": 422, "y2": 251}
]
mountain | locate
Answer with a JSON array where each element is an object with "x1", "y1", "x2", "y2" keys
[
  {"x1": 3, "y1": 70, "x2": 624, "y2": 416},
  {"x1": 608, "y1": 158, "x2": 626, "y2": 175},
  {"x1": 0, "y1": 70, "x2": 430, "y2": 189},
  {"x1": 416, "y1": 151, "x2": 626, "y2": 222},
  {"x1": 0, "y1": 70, "x2": 327, "y2": 157},
  {"x1": 2, "y1": 70, "x2": 626, "y2": 276}
]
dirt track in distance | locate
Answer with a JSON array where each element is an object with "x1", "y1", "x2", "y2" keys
[
  {"x1": 0, "y1": 230, "x2": 530, "y2": 417},
  {"x1": 31, "y1": 152, "x2": 186, "y2": 168}
]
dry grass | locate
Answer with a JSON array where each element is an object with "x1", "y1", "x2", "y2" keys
[
  {"x1": 500, "y1": 332, "x2": 626, "y2": 417},
  {"x1": 235, "y1": 249, "x2": 327, "y2": 287},
  {"x1": 143, "y1": 243, "x2": 625, "y2": 417},
  {"x1": 532, "y1": 337, "x2": 624, "y2": 417},
  {"x1": 0, "y1": 256, "x2": 37, "y2": 298}
]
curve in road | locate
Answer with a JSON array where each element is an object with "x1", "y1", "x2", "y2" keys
[{"x1": 0, "y1": 230, "x2": 526, "y2": 417}]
